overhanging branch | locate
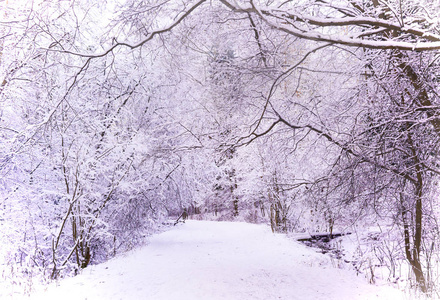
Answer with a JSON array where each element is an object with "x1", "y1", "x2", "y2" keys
[
  {"x1": 219, "y1": 0, "x2": 440, "y2": 51},
  {"x1": 49, "y1": 0, "x2": 208, "y2": 58}
]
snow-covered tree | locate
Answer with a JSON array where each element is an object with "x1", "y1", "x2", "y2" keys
[{"x1": 1, "y1": 0, "x2": 440, "y2": 294}]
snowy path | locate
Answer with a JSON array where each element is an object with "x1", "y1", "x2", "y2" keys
[{"x1": 30, "y1": 221, "x2": 405, "y2": 300}]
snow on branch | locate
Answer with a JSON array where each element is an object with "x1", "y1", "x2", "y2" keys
[
  {"x1": 51, "y1": 0, "x2": 208, "y2": 58},
  {"x1": 219, "y1": 0, "x2": 440, "y2": 51}
]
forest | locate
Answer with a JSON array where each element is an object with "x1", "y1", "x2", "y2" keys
[{"x1": 1, "y1": 0, "x2": 440, "y2": 297}]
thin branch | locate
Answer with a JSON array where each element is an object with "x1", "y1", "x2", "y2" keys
[
  {"x1": 219, "y1": 0, "x2": 440, "y2": 51},
  {"x1": 248, "y1": 42, "x2": 332, "y2": 139},
  {"x1": 47, "y1": 0, "x2": 208, "y2": 58},
  {"x1": 278, "y1": 116, "x2": 417, "y2": 183}
]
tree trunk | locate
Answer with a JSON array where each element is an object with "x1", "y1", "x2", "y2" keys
[{"x1": 406, "y1": 133, "x2": 428, "y2": 292}]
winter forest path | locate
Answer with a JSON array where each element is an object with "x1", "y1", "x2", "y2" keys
[{"x1": 31, "y1": 221, "x2": 405, "y2": 300}]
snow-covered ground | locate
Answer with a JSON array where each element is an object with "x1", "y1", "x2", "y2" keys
[{"x1": 17, "y1": 220, "x2": 408, "y2": 300}]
